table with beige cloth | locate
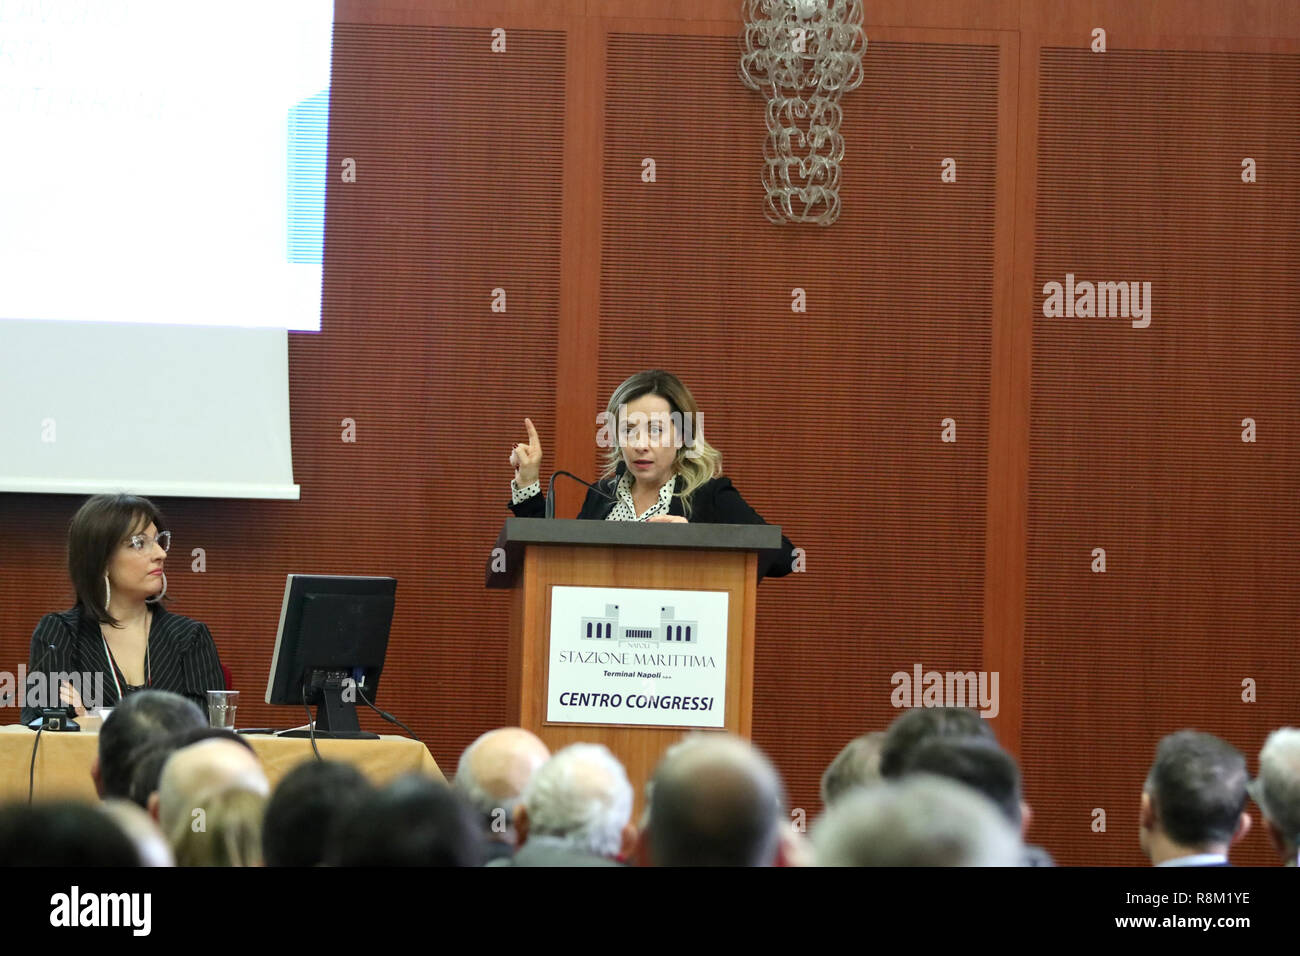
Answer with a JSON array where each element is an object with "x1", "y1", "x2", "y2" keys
[{"x1": 0, "y1": 724, "x2": 443, "y2": 802}]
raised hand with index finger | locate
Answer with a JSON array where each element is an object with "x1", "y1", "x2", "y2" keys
[{"x1": 509, "y1": 417, "x2": 543, "y2": 487}]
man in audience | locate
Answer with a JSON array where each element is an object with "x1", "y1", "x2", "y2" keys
[
  {"x1": 821, "y1": 731, "x2": 886, "y2": 806},
  {"x1": 263, "y1": 760, "x2": 375, "y2": 867},
  {"x1": 491, "y1": 743, "x2": 634, "y2": 866},
  {"x1": 644, "y1": 733, "x2": 785, "y2": 867},
  {"x1": 454, "y1": 726, "x2": 550, "y2": 860},
  {"x1": 1140, "y1": 729, "x2": 1251, "y2": 866},
  {"x1": 899, "y1": 736, "x2": 1053, "y2": 865},
  {"x1": 93, "y1": 689, "x2": 206, "y2": 800},
  {"x1": 152, "y1": 737, "x2": 269, "y2": 849},
  {"x1": 878, "y1": 706, "x2": 998, "y2": 779},
  {"x1": 329, "y1": 774, "x2": 484, "y2": 866},
  {"x1": 1248, "y1": 726, "x2": 1300, "y2": 866},
  {"x1": 812, "y1": 774, "x2": 1023, "y2": 866},
  {"x1": 130, "y1": 727, "x2": 255, "y2": 812}
]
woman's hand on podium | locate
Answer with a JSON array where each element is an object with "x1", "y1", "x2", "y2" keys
[
  {"x1": 510, "y1": 417, "x2": 542, "y2": 487},
  {"x1": 647, "y1": 515, "x2": 688, "y2": 523},
  {"x1": 59, "y1": 680, "x2": 87, "y2": 717}
]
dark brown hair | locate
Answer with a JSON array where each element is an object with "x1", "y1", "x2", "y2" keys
[{"x1": 68, "y1": 494, "x2": 169, "y2": 625}]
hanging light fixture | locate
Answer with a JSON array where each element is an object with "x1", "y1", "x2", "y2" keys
[{"x1": 738, "y1": 0, "x2": 867, "y2": 225}]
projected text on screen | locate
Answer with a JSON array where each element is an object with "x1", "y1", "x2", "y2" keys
[{"x1": 0, "y1": 0, "x2": 333, "y2": 331}]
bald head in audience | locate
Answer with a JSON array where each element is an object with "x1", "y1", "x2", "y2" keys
[
  {"x1": 455, "y1": 727, "x2": 551, "y2": 851},
  {"x1": 645, "y1": 733, "x2": 785, "y2": 867},
  {"x1": 152, "y1": 737, "x2": 269, "y2": 840}
]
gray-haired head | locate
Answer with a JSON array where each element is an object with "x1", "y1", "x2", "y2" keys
[
  {"x1": 821, "y1": 732, "x2": 886, "y2": 807},
  {"x1": 1249, "y1": 727, "x2": 1300, "y2": 857},
  {"x1": 647, "y1": 733, "x2": 785, "y2": 867},
  {"x1": 519, "y1": 743, "x2": 633, "y2": 858},
  {"x1": 453, "y1": 727, "x2": 550, "y2": 837},
  {"x1": 812, "y1": 774, "x2": 1022, "y2": 866},
  {"x1": 98, "y1": 689, "x2": 206, "y2": 799}
]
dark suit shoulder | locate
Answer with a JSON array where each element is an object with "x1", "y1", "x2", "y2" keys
[
  {"x1": 45, "y1": 607, "x2": 81, "y2": 628},
  {"x1": 32, "y1": 607, "x2": 82, "y2": 642},
  {"x1": 152, "y1": 606, "x2": 205, "y2": 629},
  {"x1": 151, "y1": 607, "x2": 214, "y2": 647}
]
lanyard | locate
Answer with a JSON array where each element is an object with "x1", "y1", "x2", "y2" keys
[{"x1": 102, "y1": 612, "x2": 151, "y2": 702}]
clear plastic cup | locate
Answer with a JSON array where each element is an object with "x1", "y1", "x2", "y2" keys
[{"x1": 206, "y1": 690, "x2": 239, "y2": 729}]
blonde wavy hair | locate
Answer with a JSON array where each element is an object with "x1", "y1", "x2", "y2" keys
[
  {"x1": 169, "y1": 786, "x2": 266, "y2": 867},
  {"x1": 598, "y1": 370, "x2": 722, "y2": 518}
]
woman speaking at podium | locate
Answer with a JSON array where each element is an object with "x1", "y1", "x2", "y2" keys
[
  {"x1": 507, "y1": 369, "x2": 796, "y2": 580},
  {"x1": 20, "y1": 494, "x2": 225, "y2": 726}
]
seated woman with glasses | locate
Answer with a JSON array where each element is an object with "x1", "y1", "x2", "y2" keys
[{"x1": 21, "y1": 494, "x2": 225, "y2": 726}]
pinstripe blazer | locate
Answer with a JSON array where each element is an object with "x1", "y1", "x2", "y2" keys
[{"x1": 20, "y1": 605, "x2": 225, "y2": 725}]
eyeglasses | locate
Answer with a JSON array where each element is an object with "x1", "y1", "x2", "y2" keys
[{"x1": 126, "y1": 531, "x2": 171, "y2": 553}]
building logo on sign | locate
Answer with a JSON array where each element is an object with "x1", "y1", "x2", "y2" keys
[{"x1": 580, "y1": 604, "x2": 699, "y2": 644}]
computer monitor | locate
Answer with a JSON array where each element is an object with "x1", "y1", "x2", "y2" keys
[{"x1": 265, "y1": 574, "x2": 396, "y2": 739}]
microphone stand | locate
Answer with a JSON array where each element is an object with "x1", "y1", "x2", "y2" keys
[{"x1": 544, "y1": 470, "x2": 617, "y2": 519}]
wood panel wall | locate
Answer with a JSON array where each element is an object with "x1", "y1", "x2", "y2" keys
[{"x1": 2, "y1": 0, "x2": 1299, "y2": 866}]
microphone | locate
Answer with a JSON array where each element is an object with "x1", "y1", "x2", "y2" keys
[
  {"x1": 544, "y1": 470, "x2": 617, "y2": 519},
  {"x1": 26, "y1": 632, "x2": 79, "y2": 732},
  {"x1": 26, "y1": 628, "x2": 79, "y2": 803}
]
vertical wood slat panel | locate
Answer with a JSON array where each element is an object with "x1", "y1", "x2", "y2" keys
[{"x1": 1026, "y1": 45, "x2": 1300, "y2": 865}]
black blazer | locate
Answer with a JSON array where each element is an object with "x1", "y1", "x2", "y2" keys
[
  {"x1": 509, "y1": 462, "x2": 797, "y2": 580},
  {"x1": 20, "y1": 605, "x2": 225, "y2": 725}
]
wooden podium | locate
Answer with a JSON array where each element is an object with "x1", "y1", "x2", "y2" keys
[{"x1": 486, "y1": 517, "x2": 781, "y2": 802}]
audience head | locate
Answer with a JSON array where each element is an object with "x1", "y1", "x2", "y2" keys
[
  {"x1": 132, "y1": 726, "x2": 254, "y2": 812},
  {"x1": 129, "y1": 741, "x2": 176, "y2": 810},
  {"x1": 813, "y1": 774, "x2": 1022, "y2": 866},
  {"x1": 1140, "y1": 729, "x2": 1251, "y2": 864},
  {"x1": 263, "y1": 759, "x2": 375, "y2": 867},
  {"x1": 821, "y1": 732, "x2": 886, "y2": 806},
  {"x1": 1248, "y1": 727, "x2": 1300, "y2": 865},
  {"x1": 899, "y1": 737, "x2": 1026, "y2": 831},
  {"x1": 155, "y1": 737, "x2": 268, "y2": 839},
  {"x1": 646, "y1": 733, "x2": 785, "y2": 867},
  {"x1": 0, "y1": 801, "x2": 140, "y2": 866},
  {"x1": 879, "y1": 707, "x2": 997, "y2": 779},
  {"x1": 99, "y1": 798, "x2": 172, "y2": 866},
  {"x1": 169, "y1": 786, "x2": 267, "y2": 867},
  {"x1": 454, "y1": 727, "x2": 550, "y2": 844},
  {"x1": 329, "y1": 774, "x2": 484, "y2": 866},
  {"x1": 94, "y1": 689, "x2": 206, "y2": 799},
  {"x1": 516, "y1": 743, "x2": 634, "y2": 859}
]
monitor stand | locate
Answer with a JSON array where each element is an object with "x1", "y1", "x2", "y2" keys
[{"x1": 278, "y1": 685, "x2": 379, "y2": 740}]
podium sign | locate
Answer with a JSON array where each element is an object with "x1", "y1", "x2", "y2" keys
[
  {"x1": 488, "y1": 517, "x2": 780, "y2": 810},
  {"x1": 546, "y1": 585, "x2": 729, "y2": 728}
]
